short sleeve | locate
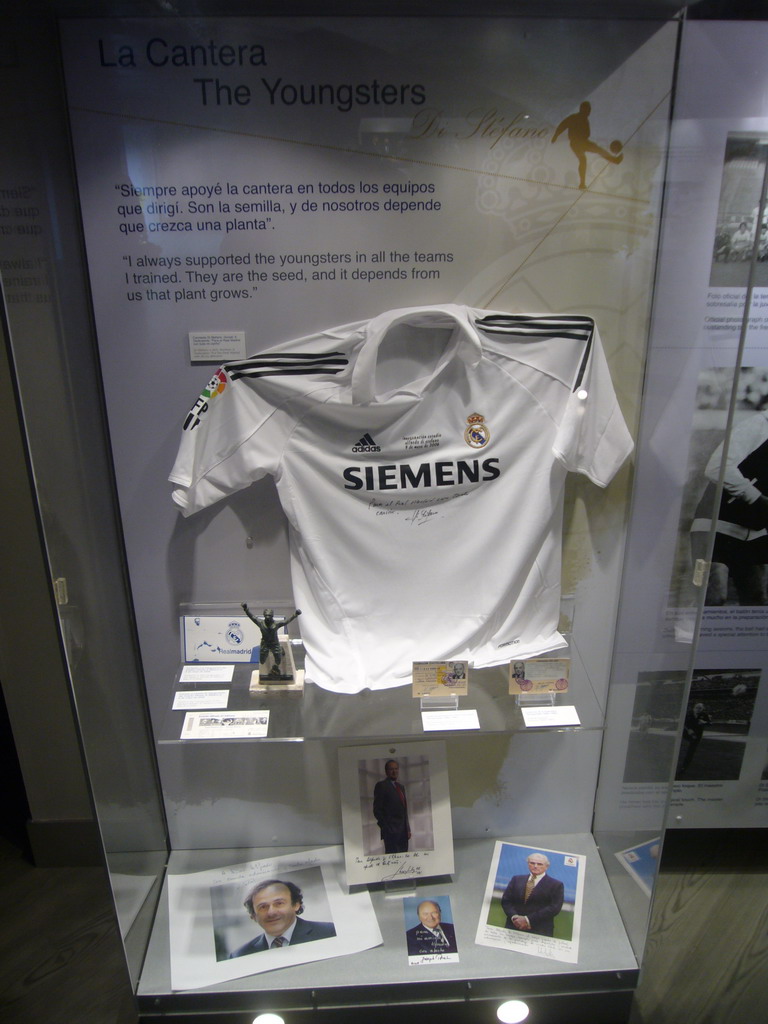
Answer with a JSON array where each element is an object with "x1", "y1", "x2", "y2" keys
[
  {"x1": 552, "y1": 326, "x2": 633, "y2": 487},
  {"x1": 169, "y1": 366, "x2": 286, "y2": 516}
]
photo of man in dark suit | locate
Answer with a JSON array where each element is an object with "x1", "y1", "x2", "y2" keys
[
  {"x1": 372, "y1": 759, "x2": 410, "y2": 853},
  {"x1": 406, "y1": 899, "x2": 458, "y2": 955},
  {"x1": 228, "y1": 878, "x2": 335, "y2": 957},
  {"x1": 501, "y1": 852, "x2": 564, "y2": 937}
]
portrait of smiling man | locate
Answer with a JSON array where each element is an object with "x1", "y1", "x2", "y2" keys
[
  {"x1": 406, "y1": 898, "x2": 458, "y2": 956},
  {"x1": 228, "y1": 878, "x2": 336, "y2": 957}
]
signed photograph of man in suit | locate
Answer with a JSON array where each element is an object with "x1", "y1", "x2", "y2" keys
[
  {"x1": 373, "y1": 758, "x2": 412, "y2": 853},
  {"x1": 500, "y1": 852, "x2": 564, "y2": 936},
  {"x1": 403, "y1": 897, "x2": 459, "y2": 961},
  {"x1": 170, "y1": 849, "x2": 384, "y2": 988},
  {"x1": 211, "y1": 867, "x2": 335, "y2": 962},
  {"x1": 360, "y1": 753, "x2": 435, "y2": 856},
  {"x1": 476, "y1": 842, "x2": 584, "y2": 964},
  {"x1": 338, "y1": 741, "x2": 455, "y2": 886}
]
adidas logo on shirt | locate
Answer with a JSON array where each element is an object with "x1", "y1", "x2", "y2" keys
[{"x1": 352, "y1": 433, "x2": 381, "y2": 453}]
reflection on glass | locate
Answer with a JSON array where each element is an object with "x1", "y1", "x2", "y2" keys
[{"x1": 623, "y1": 672, "x2": 687, "y2": 784}]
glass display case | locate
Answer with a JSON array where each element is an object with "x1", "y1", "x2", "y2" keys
[{"x1": 2, "y1": 5, "x2": 767, "y2": 1022}]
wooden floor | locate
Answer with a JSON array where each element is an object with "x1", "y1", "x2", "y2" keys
[
  {"x1": 0, "y1": 830, "x2": 766, "y2": 1023},
  {"x1": 0, "y1": 836, "x2": 136, "y2": 1024},
  {"x1": 630, "y1": 829, "x2": 768, "y2": 1024}
]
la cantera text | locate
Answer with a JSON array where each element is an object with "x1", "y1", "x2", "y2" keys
[{"x1": 98, "y1": 38, "x2": 426, "y2": 110}]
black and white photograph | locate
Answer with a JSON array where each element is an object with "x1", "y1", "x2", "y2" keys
[
  {"x1": 688, "y1": 367, "x2": 768, "y2": 608},
  {"x1": 709, "y1": 135, "x2": 768, "y2": 288},
  {"x1": 671, "y1": 138, "x2": 768, "y2": 618},
  {"x1": 666, "y1": 364, "x2": 768, "y2": 627},
  {"x1": 674, "y1": 668, "x2": 760, "y2": 780},
  {"x1": 338, "y1": 741, "x2": 454, "y2": 886},
  {"x1": 475, "y1": 841, "x2": 584, "y2": 965},
  {"x1": 166, "y1": 847, "x2": 381, "y2": 989}
]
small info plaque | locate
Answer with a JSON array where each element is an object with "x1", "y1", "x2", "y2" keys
[
  {"x1": 181, "y1": 710, "x2": 269, "y2": 739},
  {"x1": 188, "y1": 331, "x2": 246, "y2": 362}
]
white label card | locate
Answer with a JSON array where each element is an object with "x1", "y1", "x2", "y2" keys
[
  {"x1": 521, "y1": 705, "x2": 581, "y2": 728},
  {"x1": 173, "y1": 689, "x2": 230, "y2": 710},
  {"x1": 188, "y1": 331, "x2": 246, "y2": 362},
  {"x1": 421, "y1": 709, "x2": 480, "y2": 731},
  {"x1": 179, "y1": 664, "x2": 235, "y2": 683},
  {"x1": 181, "y1": 710, "x2": 269, "y2": 739}
]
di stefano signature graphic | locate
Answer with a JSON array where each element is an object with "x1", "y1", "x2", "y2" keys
[{"x1": 410, "y1": 101, "x2": 623, "y2": 190}]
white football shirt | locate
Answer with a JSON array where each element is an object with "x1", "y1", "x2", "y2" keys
[{"x1": 170, "y1": 304, "x2": 633, "y2": 693}]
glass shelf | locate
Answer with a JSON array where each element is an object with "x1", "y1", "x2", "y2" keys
[
  {"x1": 160, "y1": 637, "x2": 604, "y2": 744},
  {"x1": 138, "y1": 834, "x2": 637, "y2": 1013}
]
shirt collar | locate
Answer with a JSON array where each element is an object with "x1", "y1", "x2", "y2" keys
[
  {"x1": 269, "y1": 917, "x2": 298, "y2": 946},
  {"x1": 351, "y1": 304, "x2": 482, "y2": 404}
]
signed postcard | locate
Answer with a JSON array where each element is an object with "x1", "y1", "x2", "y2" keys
[
  {"x1": 475, "y1": 841, "x2": 584, "y2": 964},
  {"x1": 167, "y1": 846, "x2": 381, "y2": 989},
  {"x1": 403, "y1": 893, "x2": 459, "y2": 966},
  {"x1": 338, "y1": 741, "x2": 454, "y2": 886}
]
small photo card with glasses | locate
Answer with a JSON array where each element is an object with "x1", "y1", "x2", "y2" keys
[
  {"x1": 509, "y1": 658, "x2": 570, "y2": 695},
  {"x1": 412, "y1": 661, "x2": 469, "y2": 697}
]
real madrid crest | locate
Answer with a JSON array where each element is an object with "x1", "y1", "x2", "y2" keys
[
  {"x1": 226, "y1": 621, "x2": 244, "y2": 646},
  {"x1": 464, "y1": 412, "x2": 490, "y2": 449}
]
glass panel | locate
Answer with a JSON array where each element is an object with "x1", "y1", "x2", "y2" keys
[
  {"x1": 0, "y1": 8, "x2": 168, "y2": 986},
  {"x1": 594, "y1": 28, "x2": 768, "y2": 961}
]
